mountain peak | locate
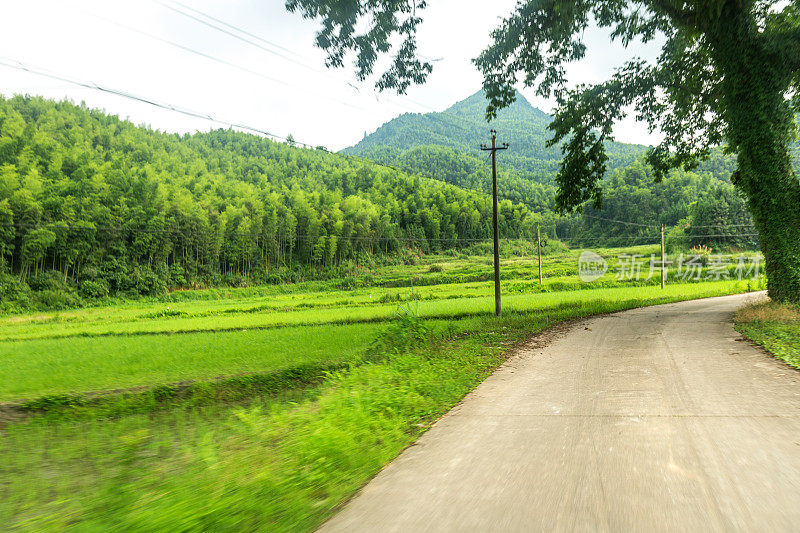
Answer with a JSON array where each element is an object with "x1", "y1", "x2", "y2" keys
[
  {"x1": 444, "y1": 89, "x2": 549, "y2": 122},
  {"x1": 343, "y1": 88, "x2": 557, "y2": 158},
  {"x1": 343, "y1": 89, "x2": 644, "y2": 176}
]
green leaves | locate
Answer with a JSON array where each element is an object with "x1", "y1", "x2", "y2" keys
[
  {"x1": 554, "y1": 127, "x2": 607, "y2": 211},
  {"x1": 285, "y1": 0, "x2": 432, "y2": 92}
]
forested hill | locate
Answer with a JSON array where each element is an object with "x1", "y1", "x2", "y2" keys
[
  {"x1": 341, "y1": 90, "x2": 800, "y2": 248},
  {"x1": 340, "y1": 90, "x2": 742, "y2": 217},
  {"x1": 344, "y1": 90, "x2": 648, "y2": 178},
  {"x1": 0, "y1": 95, "x2": 538, "y2": 306}
]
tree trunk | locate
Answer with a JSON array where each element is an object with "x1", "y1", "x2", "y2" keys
[
  {"x1": 735, "y1": 151, "x2": 800, "y2": 302},
  {"x1": 720, "y1": 38, "x2": 800, "y2": 302}
]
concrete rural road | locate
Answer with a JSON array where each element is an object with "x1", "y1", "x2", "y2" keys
[{"x1": 320, "y1": 293, "x2": 800, "y2": 532}]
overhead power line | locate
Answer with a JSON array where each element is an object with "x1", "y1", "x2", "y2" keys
[
  {"x1": 151, "y1": 0, "x2": 442, "y2": 115},
  {"x1": 0, "y1": 57, "x2": 309, "y2": 146},
  {"x1": 583, "y1": 214, "x2": 758, "y2": 233},
  {"x1": 163, "y1": 0, "x2": 300, "y2": 58},
  {"x1": 583, "y1": 214, "x2": 659, "y2": 229},
  {"x1": 152, "y1": 0, "x2": 307, "y2": 69},
  {"x1": 686, "y1": 223, "x2": 755, "y2": 228},
  {"x1": 49, "y1": 1, "x2": 514, "y2": 141},
  {"x1": 686, "y1": 233, "x2": 760, "y2": 238},
  {"x1": 85, "y1": 11, "x2": 369, "y2": 113},
  {"x1": 90, "y1": 13, "x2": 289, "y2": 87}
]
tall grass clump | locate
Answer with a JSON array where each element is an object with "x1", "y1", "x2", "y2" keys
[{"x1": 370, "y1": 302, "x2": 429, "y2": 355}]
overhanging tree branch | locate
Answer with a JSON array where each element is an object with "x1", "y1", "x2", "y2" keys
[
  {"x1": 285, "y1": 0, "x2": 432, "y2": 93},
  {"x1": 646, "y1": 0, "x2": 698, "y2": 27}
]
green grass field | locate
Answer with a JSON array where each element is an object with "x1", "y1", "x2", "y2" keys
[
  {"x1": 0, "y1": 323, "x2": 381, "y2": 402},
  {"x1": 0, "y1": 245, "x2": 761, "y2": 342},
  {"x1": 0, "y1": 245, "x2": 765, "y2": 531}
]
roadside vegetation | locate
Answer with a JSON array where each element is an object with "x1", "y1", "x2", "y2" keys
[
  {"x1": 735, "y1": 301, "x2": 800, "y2": 370},
  {"x1": 2, "y1": 1, "x2": 796, "y2": 528}
]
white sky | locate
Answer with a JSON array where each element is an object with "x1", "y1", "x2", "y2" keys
[{"x1": 1, "y1": 0, "x2": 664, "y2": 151}]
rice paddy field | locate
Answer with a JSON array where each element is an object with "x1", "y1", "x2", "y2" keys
[{"x1": 0, "y1": 244, "x2": 765, "y2": 531}]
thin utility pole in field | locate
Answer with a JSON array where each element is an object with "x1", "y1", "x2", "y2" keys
[
  {"x1": 661, "y1": 224, "x2": 666, "y2": 289},
  {"x1": 537, "y1": 224, "x2": 543, "y2": 285},
  {"x1": 480, "y1": 129, "x2": 508, "y2": 317}
]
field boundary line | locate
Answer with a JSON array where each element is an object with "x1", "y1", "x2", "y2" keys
[{"x1": 0, "y1": 360, "x2": 356, "y2": 427}]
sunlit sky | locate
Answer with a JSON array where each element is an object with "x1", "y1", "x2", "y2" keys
[{"x1": 2, "y1": 0, "x2": 664, "y2": 151}]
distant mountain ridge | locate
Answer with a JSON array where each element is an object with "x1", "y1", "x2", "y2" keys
[{"x1": 343, "y1": 90, "x2": 648, "y2": 177}]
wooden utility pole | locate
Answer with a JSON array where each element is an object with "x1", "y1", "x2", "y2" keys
[
  {"x1": 661, "y1": 224, "x2": 666, "y2": 289},
  {"x1": 537, "y1": 224, "x2": 543, "y2": 285},
  {"x1": 481, "y1": 130, "x2": 508, "y2": 317}
]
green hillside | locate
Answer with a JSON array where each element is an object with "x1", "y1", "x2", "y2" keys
[
  {"x1": 344, "y1": 90, "x2": 756, "y2": 242},
  {"x1": 345, "y1": 90, "x2": 797, "y2": 203},
  {"x1": 346, "y1": 90, "x2": 646, "y2": 178},
  {"x1": 0, "y1": 95, "x2": 539, "y2": 310},
  {"x1": 343, "y1": 91, "x2": 746, "y2": 212}
]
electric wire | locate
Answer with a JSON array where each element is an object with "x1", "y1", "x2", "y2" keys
[
  {"x1": 684, "y1": 223, "x2": 755, "y2": 228},
  {"x1": 152, "y1": 0, "x2": 306, "y2": 69},
  {"x1": 0, "y1": 57, "x2": 316, "y2": 147},
  {"x1": 90, "y1": 13, "x2": 290, "y2": 87},
  {"x1": 85, "y1": 11, "x2": 375, "y2": 113},
  {"x1": 582, "y1": 214, "x2": 659, "y2": 228},
  {"x1": 165, "y1": 0, "x2": 442, "y2": 117},
  {"x1": 582, "y1": 214, "x2": 758, "y2": 233},
  {"x1": 164, "y1": 0, "x2": 300, "y2": 58},
  {"x1": 686, "y1": 233, "x2": 759, "y2": 238},
  {"x1": 146, "y1": 0, "x2": 461, "y2": 117},
  {"x1": 150, "y1": 0, "x2": 425, "y2": 115}
]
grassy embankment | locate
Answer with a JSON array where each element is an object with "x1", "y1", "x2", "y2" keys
[{"x1": 735, "y1": 300, "x2": 800, "y2": 369}]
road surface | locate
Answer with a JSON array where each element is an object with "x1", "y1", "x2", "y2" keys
[{"x1": 321, "y1": 293, "x2": 800, "y2": 532}]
